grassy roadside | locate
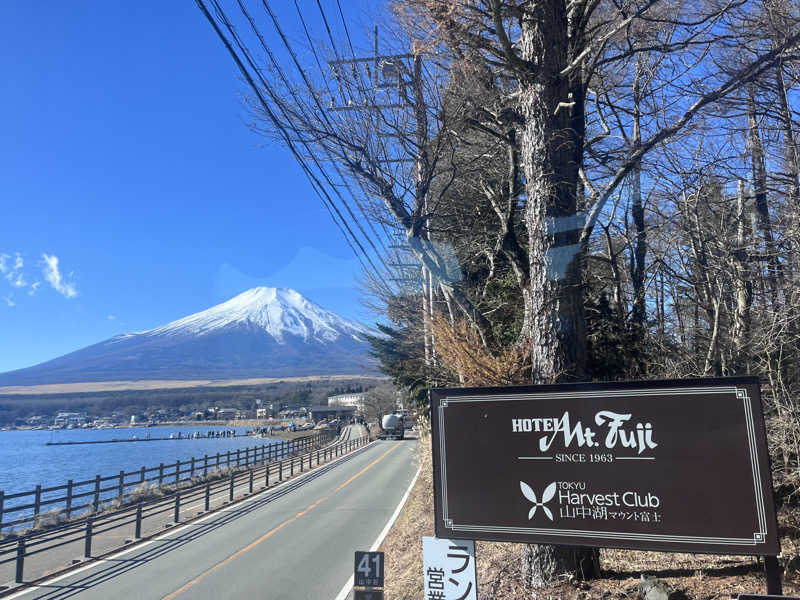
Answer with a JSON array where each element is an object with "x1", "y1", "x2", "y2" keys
[{"x1": 381, "y1": 429, "x2": 800, "y2": 599}]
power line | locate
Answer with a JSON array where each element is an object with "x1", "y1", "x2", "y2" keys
[
  {"x1": 197, "y1": 0, "x2": 386, "y2": 282},
  {"x1": 218, "y1": 1, "x2": 389, "y2": 281},
  {"x1": 252, "y1": 1, "x2": 395, "y2": 272}
]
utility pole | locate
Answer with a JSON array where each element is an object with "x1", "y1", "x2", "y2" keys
[{"x1": 328, "y1": 28, "x2": 435, "y2": 366}]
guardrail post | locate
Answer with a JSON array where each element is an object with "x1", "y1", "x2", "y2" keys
[
  {"x1": 93, "y1": 475, "x2": 100, "y2": 512},
  {"x1": 174, "y1": 460, "x2": 180, "y2": 484},
  {"x1": 159, "y1": 463, "x2": 164, "y2": 487},
  {"x1": 190, "y1": 457, "x2": 195, "y2": 480},
  {"x1": 300, "y1": 453, "x2": 304, "y2": 473},
  {"x1": 84, "y1": 516, "x2": 93, "y2": 558},
  {"x1": 316, "y1": 450, "x2": 320, "y2": 466},
  {"x1": 15, "y1": 539, "x2": 24, "y2": 583},
  {"x1": 135, "y1": 503, "x2": 142, "y2": 538},
  {"x1": 249, "y1": 469, "x2": 253, "y2": 494},
  {"x1": 140, "y1": 466, "x2": 145, "y2": 484},
  {"x1": 174, "y1": 492, "x2": 180, "y2": 523},
  {"x1": 118, "y1": 471, "x2": 124, "y2": 502},
  {"x1": 236, "y1": 449, "x2": 241, "y2": 468},
  {"x1": 65, "y1": 480, "x2": 73, "y2": 519},
  {"x1": 229, "y1": 473, "x2": 234, "y2": 502},
  {"x1": 204, "y1": 455, "x2": 208, "y2": 477},
  {"x1": 33, "y1": 485, "x2": 41, "y2": 527},
  {"x1": 0, "y1": 490, "x2": 4, "y2": 534},
  {"x1": 290, "y1": 457, "x2": 294, "y2": 477},
  {"x1": 205, "y1": 483, "x2": 210, "y2": 512},
  {"x1": 216, "y1": 452, "x2": 220, "y2": 468},
  {"x1": 279, "y1": 462, "x2": 283, "y2": 482},
  {"x1": 265, "y1": 463, "x2": 269, "y2": 487}
]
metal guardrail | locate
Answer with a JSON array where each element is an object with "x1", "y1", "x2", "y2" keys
[
  {"x1": 0, "y1": 430, "x2": 336, "y2": 535},
  {"x1": 0, "y1": 431, "x2": 369, "y2": 585}
]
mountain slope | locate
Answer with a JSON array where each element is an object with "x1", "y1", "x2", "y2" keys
[{"x1": 0, "y1": 287, "x2": 375, "y2": 385}]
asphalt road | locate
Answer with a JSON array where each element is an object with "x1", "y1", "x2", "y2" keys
[{"x1": 5, "y1": 429, "x2": 418, "y2": 600}]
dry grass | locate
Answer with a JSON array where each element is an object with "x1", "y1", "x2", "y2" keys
[
  {"x1": 382, "y1": 427, "x2": 800, "y2": 599},
  {"x1": 0, "y1": 374, "x2": 383, "y2": 395}
]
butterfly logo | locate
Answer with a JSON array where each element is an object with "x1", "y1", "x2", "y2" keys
[{"x1": 520, "y1": 481, "x2": 557, "y2": 521}]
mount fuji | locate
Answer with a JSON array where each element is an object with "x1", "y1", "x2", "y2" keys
[{"x1": 0, "y1": 287, "x2": 376, "y2": 385}]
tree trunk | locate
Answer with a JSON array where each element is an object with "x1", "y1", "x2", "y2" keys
[
  {"x1": 517, "y1": 0, "x2": 597, "y2": 587},
  {"x1": 732, "y1": 180, "x2": 753, "y2": 371},
  {"x1": 774, "y1": 52, "x2": 800, "y2": 206},
  {"x1": 519, "y1": 0, "x2": 586, "y2": 382},
  {"x1": 629, "y1": 55, "x2": 647, "y2": 375},
  {"x1": 748, "y1": 89, "x2": 781, "y2": 304}
]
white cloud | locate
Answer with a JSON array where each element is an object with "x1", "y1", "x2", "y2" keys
[
  {"x1": 0, "y1": 252, "x2": 26, "y2": 288},
  {"x1": 107, "y1": 315, "x2": 116, "y2": 320},
  {"x1": 41, "y1": 254, "x2": 78, "y2": 298},
  {"x1": 3, "y1": 295, "x2": 15, "y2": 307},
  {"x1": 28, "y1": 282, "x2": 40, "y2": 296},
  {"x1": 10, "y1": 273, "x2": 26, "y2": 288}
]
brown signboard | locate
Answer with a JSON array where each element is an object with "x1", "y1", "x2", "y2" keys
[{"x1": 430, "y1": 377, "x2": 779, "y2": 555}]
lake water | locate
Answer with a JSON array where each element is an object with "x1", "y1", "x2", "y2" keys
[{"x1": 0, "y1": 426, "x2": 280, "y2": 497}]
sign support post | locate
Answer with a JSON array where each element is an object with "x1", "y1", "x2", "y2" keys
[{"x1": 764, "y1": 555, "x2": 782, "y2": 595}]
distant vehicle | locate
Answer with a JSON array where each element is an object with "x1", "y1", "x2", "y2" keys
[
  {"x1": 314, "y1": 422, "x2": 330, "y2": 430},
  {"x1": 379, "y1": 414, "x2": 404, "y2": 440}
]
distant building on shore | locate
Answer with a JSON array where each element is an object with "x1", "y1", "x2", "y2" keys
[
  {"x1": 54, "y1": 412, "x2": 88, "y2": 427},
  {"x1": 327, "y1": 393, "x2": 364, "y2": 411}
]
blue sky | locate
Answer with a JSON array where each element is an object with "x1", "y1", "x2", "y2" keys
[{"x1": 0, "y1": 1, "x2": 383, "y2": 373}]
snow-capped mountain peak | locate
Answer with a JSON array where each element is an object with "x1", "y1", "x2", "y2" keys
[
  {"x1": 0, "y1": 286, "x2": 375, "y2": 385},
  {"x1": 144, "y1": 286, "x2": 366, "y2": 343}
]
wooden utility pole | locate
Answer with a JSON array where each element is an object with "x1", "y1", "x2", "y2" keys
[{"x1": 329, "y1": 29, "x2": 435, "y2": 366}]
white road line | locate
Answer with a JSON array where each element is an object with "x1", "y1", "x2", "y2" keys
[
  {"x1": 3, "y1": 438, "x2": 376, "y2": 599},
  {"x1": 332, "y1": 452, "x2": 421, "y2": 600}
]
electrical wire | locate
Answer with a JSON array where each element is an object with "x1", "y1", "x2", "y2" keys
[{"x1": 197, "y1": 0, "x2": 385, "y2": 282}]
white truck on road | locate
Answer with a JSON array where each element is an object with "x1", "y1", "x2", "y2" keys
[{"x1": 379, "y1": 413, "x2": 405, "y2": 440}]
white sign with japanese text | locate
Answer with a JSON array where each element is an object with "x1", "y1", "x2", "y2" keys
[{"x1": 422, "y1": 537, "x2": 477, "y2": 600}]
